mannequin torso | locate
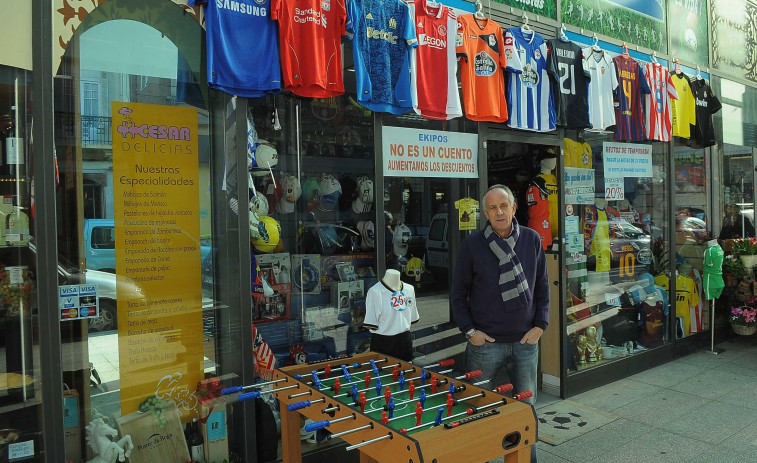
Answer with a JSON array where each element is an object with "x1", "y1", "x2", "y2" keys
[{"x1": 382, "y1": 269, "x2": 402, "y2": 292}]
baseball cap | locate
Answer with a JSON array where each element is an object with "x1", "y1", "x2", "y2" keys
[
  {"x1": 393, "y1": 224, "x2": 412, "y2": 257},
  {"x1": 318, "y1": 175, "x2": 342, "y2": 212},
  {"x1": 357, "y1": 220, "x2": 375, "y2": 250},
  {"x1": 251, "y1": 140, "x2": 279, "y2": 177},
  {"x1": 276, "y1": 176, "x2": 302, "y2": 214},
  {"x1": 352, "y1": 177, "x2": 374, "y2": 214},
  {"x1": 300, "y1": 177, "x2": 321, "y2": 213},
  {"x1": 338, "y1": 175, "x2": 358, "y2": 212}
]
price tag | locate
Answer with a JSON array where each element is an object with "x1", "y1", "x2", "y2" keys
[
  {"x1": 8, "y1": 266, "x2": 23, "y2": 285},
  {"x1": 605, "y1": 177, "x2": 624, "y2": 200},
  {"x1": 605, "y1": 292, "x2": 621, "y2": 307}
]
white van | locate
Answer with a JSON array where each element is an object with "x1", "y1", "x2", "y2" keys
[{"x1": 425, "y1": 213, "x2": 449, "y2": 270}]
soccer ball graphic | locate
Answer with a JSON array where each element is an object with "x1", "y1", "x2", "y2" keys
[
  {"x1": 538, "y1": 411, "x2": 588, "y2": 430},
  {"x1": 685, "y1": 28, "x2": 698, "y2": 51}
]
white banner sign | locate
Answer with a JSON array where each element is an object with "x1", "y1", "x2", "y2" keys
[
  {"x1": 604, "y1": 176, "x2": 625, "y2": 200},
  {"x1": 382, "y1": 126, "x2": 478, "y2": 178},
  {"x1": 564, "y1": 167, "x2": 595, "y2": 205},
  {"x1": 603, "y1": 142, "x2": 653, "y2": 178}
]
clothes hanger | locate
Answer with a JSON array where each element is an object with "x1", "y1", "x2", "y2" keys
[
  {"x1": 621, "y1": 42, "x2": 630, "y2": 57},
  {"x1": 674, "y1": 57, "x2": 682, "y2": 75},
  {"x1": 591, "y1": 33, "x2": 601, "y2": 53},
  {"x1": 474, "y1": 0, "x2": 485, "y2": 19},
  {"x1": 560, "y1": 23, "x2": 569, "y2": 42},
  {"x1": 696, "y1": 65, "x2": 702, "y2": 80},
  {"x1": 652, "y1": 51, "x2": 659, "y2": 64},
  {"x1": 521, "y1": 12, "x2": 532, "y2": 33}
]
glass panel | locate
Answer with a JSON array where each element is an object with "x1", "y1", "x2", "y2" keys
[
  {"x1": 563, "y1": 131, "x2": 671, "y2": 373},
  {"x1": 0, "y1": 64, "x2": 43, "y2": 458}
]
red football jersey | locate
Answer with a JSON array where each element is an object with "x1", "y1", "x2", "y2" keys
[
  {"x1": 643, "y1": 62, "x2": 678, "y2": 141},
  {"x1": 272, "y1": 0, "x2": 347, "y2": 98},
  {"x1": 526, "y1": 180, "x2": 553, "y2": 250}
]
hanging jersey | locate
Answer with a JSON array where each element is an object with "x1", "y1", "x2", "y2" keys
[
  {"x1": 675, "y1": 275, "x2": 699, "y2": 336},
  {"x1": 546, "y1": 39, "x2": 591, "y2": 129},
  {"x1": 504, "y1": 28, "x2": 555, "y2": 132},
  {"x1": 670, "y1": 73, "x2": 696, "y2": 138},
  {"x1": 643, "y1": 62, "x2": 679, "y2": 141},
  {"x1": 582, "y1": 48, "x2": 618, "y2": 131},
  {"x1": 563, "y1": 138, "x2": 593, "y2": 169},
  {"x1": 272, "y1": 0, "x2": 347, "y2": 98},
  {"x1": 536, "y1": 172, "x2": 558, "y2": 238},
  {"x1": 346, "y1": 0, "x2": 417, "y2": 114},
  {"x1": 409, "y1": 1, "x2": 461, "y2": 120},
  {"x1": 642, "y1": 299, "x2": 664, "y2": 347},
  {"x1": 613, "y1": 55, "x2": 652, "y2": 142},
  {"x1": 188, "y1": 0, "x2": 281, "y2": 97},
  {"x1": 455, "y1": 15, "x2": 508, "y2": 122},
  {"x1": 363, "y1": 281, "x2": 419, "y2": 336},
  {"x1": 690, "y1": 79, "x2": 722, "y2": 148},
  {"x1": 526, "y1": 177, "x2": 553, "y2": 250}
]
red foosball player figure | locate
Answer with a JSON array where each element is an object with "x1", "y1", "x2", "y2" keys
[
  {"x1": 446, "y1": 393, "x2": 454, "y2": 417},
  {"x1": 381, "y1": 411, "x2": 390, "y2": 425},
  {"x1": 324, "y1": 364, "x2": 331, "y2": 379},
  {"x1": 333, "y1": 377, "x2": 341, "y2": 395},
  {"x1": 359, "y1": 392, "x2": 367, "y2": 413},
  {"x1": 384, "y1": 386, "x2": 392, "y2": 405},
  {"x1": 364, "y1": 372, "x2": 371, "y2": 389},
  {"x1": 415, "y1": 402, "x2": 423, "y2": 426},
  {"x1": 431, "y1": 375, "x2": 438, "y2": 394},
  {"x1": 408, "y1": 380, "x2": 415, "y2": 400},
  {"x1": 392, "y1": 365, "x2": 400, "y2": 382}
]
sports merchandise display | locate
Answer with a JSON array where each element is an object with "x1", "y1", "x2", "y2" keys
[
  {"x1": 392, "y1": 224, "x2": 412, "y2": 257},
  {"x1": 251, "y1": 141, "x2": 279, "y2": 177},
  {"x1": 582, "y1": 48, "x2": 618, "y2": 131},
  {"x1": 353, "y1": 177, "x2": 374, "y2": 214},
  {"x1": 301, "y1": 177, "x2": 321, "y2": 213},
  {"x1": 409, "y1": 0, "x2": 461, "y2": 120},
  {"x1": 318, "y1": 175, "x2": 342, "y2": 212},
  {"x1": 357, "y1": 220, "x2": 376, "y2": 250},
  {"x1": 276, "y1": 176, "x2": 302, "y2": 214},
  {"x1": 546, "y1": 39, "x2": 590, "y2": 129},
  {"x1": 364, "y1": 281, "x2": 419, "y2": 336},
  {"x1": 188, "y1": 0, "x2": 281, "y2": 97},
  {"x1": 455, "y1": 15, "x2": 508, "y2": 122},
  {"x1": 613, "y1": 55, "x2": 651, "y2": 142},
  {"x1": 670, "y1": 73, "x2": 696, "y2": 139},
  {"x1": 563, "y1": 138, "x2": 592, "y2": 169},
  {"x1": 504, "y1": 28, "x2": 555, "y2": 132},
  {"x1": 690, "y1": 78, "x2": 722, "y2": 148},
  {"x1": 271, "y1": 0, "x2": 347, "y2": 98},
  {"x1": 526, "y1": 177, "x2": 552, "y2": 250},
  {"x1": 346, "y1": 0, "x2": 417, "y2": 114},
  {"x1": 253, "y1": 216, "x2": 282, "y2": 253},
  {"x1": 643, "y1": 62, "x2": 679, "y2": 142}
]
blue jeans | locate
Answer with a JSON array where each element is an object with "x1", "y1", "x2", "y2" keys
[{"x1": 465, "y1": 340, "x2": 539, "y2": 463}]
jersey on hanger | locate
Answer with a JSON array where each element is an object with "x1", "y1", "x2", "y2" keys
[
  {"x1": 644, "y1": 62, "x2": 678, "y2": 141},
  {"x1": 613, "y1": 55, "x2": 652, "y2": 142},
  {"x1": 455, "y1": 15, "x2": 508, "y2": 122},
  {"x1": 346, "y1": 0, "x2": 417, "y2": 114},
  {"x1": 670, "y1": 73, "x2": 696, "y2": 138},
  {"x1": 504, "y1": 27, "x2": 556, "y2": 132},
  {"x1": 271, "y1": 0, "x2": 347, "y2": 98},
  {"x1": 188, "y1": 0, "x2": 281, "y2": 97},
  {"x1": 526, "y1": 177, "x2": 553, "y2": 250},
  {"x1": 563, "y1": 138, "x2": 592, "y2": 169},
  {"x1": 582, "y1": 47, "x2": 618, "y2": 131},
  {"x1": 690, "y1": 79, "x2": 722, "y2": 147},
  {"x1": 363, "y1": 281, "x2": 419, "y2": 336},
  {"x1": 546, "y1": 39, "x2": 591, "y2": 129},
  {"x1": 409, "y1": 0, "x2": 461, "y2": 120}
]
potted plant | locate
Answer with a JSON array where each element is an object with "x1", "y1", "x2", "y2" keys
[
  {"x1": 730, "y1": 301, "x2": 757, "y2": 336},
  {"x1": 722, "y1": 254, "x2": 746, "y2": 287},
  {"x1": 732, "y1": 237, "x2": 757, "y2": 271}
]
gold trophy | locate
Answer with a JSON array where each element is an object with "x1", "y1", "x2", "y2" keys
[
  {"x1": 586, "y1": 325, "x2": 598, "y2": 362},
  {"x1": 575, "y1": 334, "x2": 587, "y2": 366}
]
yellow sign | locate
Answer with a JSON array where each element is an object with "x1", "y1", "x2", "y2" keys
[
  {"x1": 455, "y1": 197, "x2": 479, "y2": 231},
  {"x1": 112, "y1": 102, "x2": 202, "y2": 420}
]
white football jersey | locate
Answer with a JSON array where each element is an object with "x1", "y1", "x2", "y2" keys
[
  {"x1": 582, "y1": 47, "x2": 619, "y2": 131},
  {"x1": 363, "y1": 281, "x2": 419, "y2": 336}
]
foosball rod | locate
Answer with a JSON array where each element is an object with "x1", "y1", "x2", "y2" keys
[
  {"x1": 220, "y1": 377, "x2": 288, "y2": 395},
  {"x1": 305, "y1": 365, "x2": 415, "y2": 388},
  {"x1": 387, "y1": 382, "x2": 513, "y2": 419},
  {"x1": 296, "y1": 357, "x2": 391, "y2": 381},
  {"x1": 335, "y1": 369, "x2": 453, "y2": 399},
  {"x1": 365, "y1": 370, "x2": 481, "y2": 407},
  {"x1": 234, "y1": 383, "x2": 301, "y2": 401},
  {"x1": 303, "y1": 413, "x2": 357, "y2": 432},
  {"x1": 345, "y1": 433, "x2": 394, "y2": 451}
]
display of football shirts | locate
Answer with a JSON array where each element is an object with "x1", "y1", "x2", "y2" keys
[
  {"x1": 504, "y1": 28, "x2": 555, "y2": 132},
  {"x1": 546, "y1": 39, "x2": 591, "y2": 129},
  {"x1": 690, "y1": 79, "x2": 722, "y2": 147},
  {"x1": 409, "y1": 1, "x2": 461, "y2": 120},
  {"x1": 537, "y1": 172, "x2": 559, "y2": 239},
  {"x1": 346, "y1": 0, "x2": 417, "y2": 114},
  {"x1": 455, "y1": 15, "x2": 508, "y2": 122},
  {"x1": 582, "y1": 48, "x2": 618, "y2": 131},
  {"x1": 189, "y1": 0, "x2": 281, "y2": 97},
  {"x1": 526, "y1": 177, "x2": 552, "y2": 250},
  {"x1": 670, "y1": 73, "x2": 696, "y2": 138},
  {"x1": 563, "y1": 138, "x2": 593, "y2": 169},
  {"x1": 613, "y1": 55, "x2": 651, "y2": 142},
  {"x1": 643, "y1": 62, "x2": 679, "y2": 141},
  {"x1": 271, "y1": 0, "x2": 347, "y2": 98},
  {"x1": 364, "y1": 281, "x2": 419, "y2": 336},
  {"x1": 653, "y1": 274, "x2": 699, "y2": 337}
]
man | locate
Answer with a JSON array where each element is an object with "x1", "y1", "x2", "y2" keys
[{"x1": 451, "y1": 184, "x2": 549, "y2": 462}]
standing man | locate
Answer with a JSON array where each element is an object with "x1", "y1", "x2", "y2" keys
[{"x1": 452, "y1": 184, "x2": 549, "y2": 463}]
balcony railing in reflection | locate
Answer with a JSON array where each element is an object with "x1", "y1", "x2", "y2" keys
[{"x1": 81, "y1": 116, "x2": 112, "y2": 145}]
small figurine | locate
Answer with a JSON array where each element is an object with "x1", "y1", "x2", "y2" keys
[{"x1": 85, "y1": 418, "x2": 133, "y2": 463}]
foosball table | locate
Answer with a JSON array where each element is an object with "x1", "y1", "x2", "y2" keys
[{"x1": 224, "y1": 352, "x2": 537, "y2": 462}]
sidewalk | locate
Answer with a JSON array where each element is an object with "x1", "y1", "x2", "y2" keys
[{"x1": 530, "y1": 336, "x2": 757, "y2": 463}]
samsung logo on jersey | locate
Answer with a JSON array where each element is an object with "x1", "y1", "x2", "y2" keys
[
  {"x1": 419, "y1": 34, "x2": 445, "y2": 48},
  {"x1": 216, "y1": 0, "x2": 267, "y2": 15}
]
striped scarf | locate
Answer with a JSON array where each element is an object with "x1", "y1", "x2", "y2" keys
[{"x1": 484, "y1": 219, "x2": 530, "y2": 306}]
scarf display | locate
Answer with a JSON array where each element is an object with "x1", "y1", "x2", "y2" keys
[{"x1": 484, "y1": 219, "x2": 530, "y2": 305}]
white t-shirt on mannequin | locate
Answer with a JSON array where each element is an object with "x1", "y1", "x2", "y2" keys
[{"x1": 364, "y1": 270, "x2": 419, "y2": 336}]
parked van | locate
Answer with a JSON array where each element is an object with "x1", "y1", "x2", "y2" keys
[{"x1": 425, "y1": 213, "x2": 449, "y2": 270}]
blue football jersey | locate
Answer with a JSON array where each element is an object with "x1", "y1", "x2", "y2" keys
[
  {"x1": 346, "y1": 0, "x2": 417, "y2": 114},
  {"x1": 504, "y1": 28, "x2": 556, "y2": 132},
  {"x1": 189, "y1": 0, "x2": 281, "y2": 97}
]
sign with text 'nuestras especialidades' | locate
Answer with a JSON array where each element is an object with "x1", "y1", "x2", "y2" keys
[{"x1": 382, "y1": 126, "x2": 478, "y2": 178}]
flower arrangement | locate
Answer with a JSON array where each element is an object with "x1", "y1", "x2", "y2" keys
[
  {"x1": 733, "y1": 237, "x2": 757, "y2": 256},
  {"x1": 731, "y1": 305, "x2": 757, "y2": 326},
  {"x1": 723, "y1": 254, "x2": 747, "y2": 280}
]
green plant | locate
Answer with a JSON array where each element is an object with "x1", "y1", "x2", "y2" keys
[
  {"x1": 733, "y1": 237, "x2": 757, "y2": 256},
  {"x1": 723, "y1": 254, "x2": 747, "y2": 279}
]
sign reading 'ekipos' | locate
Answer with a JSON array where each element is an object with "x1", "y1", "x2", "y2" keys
[{"x1": 382, "y1": 126, "x2": 478, "y2": 178}]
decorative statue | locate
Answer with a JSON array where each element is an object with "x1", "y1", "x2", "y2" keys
[{"x1": 85, "y1": 418, "x2": 133, "y2": 463}]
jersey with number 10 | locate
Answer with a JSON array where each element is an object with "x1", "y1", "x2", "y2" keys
[
  {"x1": 613, "y1": 55, "x2": 651, "y2": 142},
  {"x1": 546, "y1": 39, "x2": 591, "y2": 129},
  {"x1": 505, "y1": 28, "x2": 555, "y2": 132}
]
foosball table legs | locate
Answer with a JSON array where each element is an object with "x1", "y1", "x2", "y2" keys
[{"x1": 281, "y1": 403, "x2": 303, "y2": 463}]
